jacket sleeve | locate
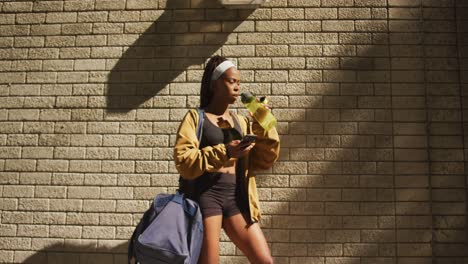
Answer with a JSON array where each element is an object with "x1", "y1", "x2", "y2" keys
[
  {"x1": 245, "y1": 116, "x2": 281, "y2": 171},
  {"x1": 173, "y1": 110, "x2": 230, "y2": 180}
]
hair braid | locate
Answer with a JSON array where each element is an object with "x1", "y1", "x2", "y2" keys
[{"x1": 200, "y1": 55, "x2": 227, "y2": 108}]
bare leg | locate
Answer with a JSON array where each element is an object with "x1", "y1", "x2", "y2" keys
[
  {"x1": 197, "y1": 215, "x2": 223, "y2": 264},
  {"x1": 222, "y1": 213, "x2": 273, "y2": 264}
]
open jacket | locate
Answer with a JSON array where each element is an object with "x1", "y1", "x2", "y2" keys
[{"x1": 173, "y1": 109, "x2": 280, "y2": 224}]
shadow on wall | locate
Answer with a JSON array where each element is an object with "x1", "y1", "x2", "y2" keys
[
  {"x1": 106, "y1": 0, "x2": 253, "y2": 112},
  {"x1": 256, "y1": 1, "x2": 468, "y2": 262},
  {"x1": 20, "y1": 242, "x2": 127, "y2": 264}
]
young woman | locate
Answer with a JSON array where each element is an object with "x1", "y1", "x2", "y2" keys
[{"x1": 173, "y1": 55, "x2": 280, "y2": 264}]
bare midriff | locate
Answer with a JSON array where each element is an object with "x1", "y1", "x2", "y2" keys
[{"x1": 204, "y1": 112, "x2": 238, "y2": 176}]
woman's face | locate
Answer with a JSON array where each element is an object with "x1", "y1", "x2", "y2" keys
[{"x1": 212, "y1": 67, "x2": 240, "y2": 104}]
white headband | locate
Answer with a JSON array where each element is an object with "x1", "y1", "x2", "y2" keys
[{"x1": 211, "y1": 60, "x2": 236, "y2": 80}]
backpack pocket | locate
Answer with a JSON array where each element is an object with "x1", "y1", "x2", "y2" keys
[{"x1": 135, "y1": 240, "x2": 187, "y2": 264}]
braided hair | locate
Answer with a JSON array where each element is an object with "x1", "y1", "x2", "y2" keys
[{"x1": 199, "y1": 55, "x2": 227, "y2": 108}]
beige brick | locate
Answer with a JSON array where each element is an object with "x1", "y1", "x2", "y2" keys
[
  {"x1": 239, "y1": 8, "x2": 272, "y2": 19},
  {"x1": 82, "y1": 226, "x2": 115, "y2": 239},
  {"x1": 118, "y1": 174, "x2": 150, "y2": 186},
  {"x1": 70, "y1": 135, "x2": 102, "y2": 146},
  {"x1": 17, "y1": 225, "x2": 48, "y2": 238},
  {"x1": 116, "y1": 200, "x2": 148, "y2": 213},
  {"x1": 289, "y1": 70, "x2": 322, "y2": 82},
  {"x1": 355, "y1": 20, "x2": 388, "y2": 32},
  {"x1": 2, "y1": 2, "x2": 33, "y2": 12},
  {"x1": 69, "y1": 160, "x2": 101, "y2": 173},
  {"x1": 83, "y1": 200, "x2": 116, "y2": 212},
  {"x1": 272, "y1": 57, "x2": 305, "y2": 69},
  {"x1": 289, "y1": 21, "x2": 321, "y2": 32},
  {"x1": 26, "y1": 72, "x2": 56, "y2": 84},
  {"x1": 0, "y1": 238, "x2": 31, "y2": 250},
  {"x1": 63, "y1": 0, "x2": 94, "y2": 11},
  {"x1": 20, "y1": 172, "x2": 51, "y2": 185},
  {"x1": 103, "y1": 135, "x2": 135, "y2": 147},
  {"x1": 35, "y1": 186, "x2": 67, "y2": 199},
  {"x1": 322, "y1": 0, "x2": 354, "y2": 6},
  {"x1": 272, "y1": 8, "x2": 304, "y2": 19},
  {"x1": 102, "y1": 161, "x2": 135, "y2": 173},
  {"x1": 7, "y1": 109, "x2": 39, "y2": 121},
  {"x1": 84, "y1": 174, "x2": 117, "y2": 186},
  {"x1": 85, "y1": 147, "x2": 118, "y2": 160},
  {"x1": 19, "y1": 198, "x2": 49, "y2": 211},
  {"x1": 100, "y1": 187, "x2": 133, "y2": 199},
  {"x1": 93, "y1": 22, "x2": 124, "y2": 34},
  {"x1": 13, "y1": 36, "x2": 44, "y2": 48},
  {"x1": 75, "y1": 35, "x2": 107, "y2": 47},
  {"x1": 0, "y1": 73, "x2": 25, "y2": 84},
  {"x1": 255, "y1": 70, "x2": 288, "y2": 82},
  {"x1": 222, "y1": 45, "x2": 255, "y2": 57},
  {"x1": 4, "y1": 159, "x2": 36, "y2": 172},
  {"x1": 323, "y1": 21, "x2": 354, "y2": 32},
  {"x1": 60, "y1": 47, "x2": 91, "y2": 59},
  {"x1": 52, "y1": 173, "x2": 84, "y2": 185},
  {"x1": 355, "y1": 0, "x2": 386, "y2": 6},
  {"x1": 306, "y1": 33, "x2": 338, "y2": 44},
  {"x1": 288, "y1": 0, "x2": 320, "y2": 6},
  {"x1": 0, "y1": 25, "x2": 29, "y2": 37},
  {"x1": 237, "y1": 33, "x2": 271, "y2": 45},
  {"x1": 3, "y1": 185, "x2": 34, "y2": 198},
  {"x1": 305, "y1": 8, "x2": 337, "y2": 19},
  {"x1": 133, "y1": 187, "x2": 168, "y2": 200},
  {"x1": 67, "y1": 186, "x2": 100, "y2": 199},
  {"x1": 49, "y1": 225, "x2": 82, "y2": 238},
  {"x1": 0, "y1": 13, "x2": 15, "y2": 24},
  {"x1": 46, "y1": 12, "x2": 77, "y2": 23},
  {"x1": 33, "y1": 1, "x2": 63, "y2": 11},
  {"x1": 256, "y1": 45, "x2": 288, "y2": 57},
  {"x1": 119, "y1": 147, "x2": 152, "y2": 160},
  {"x1": 17, "y1": 13, "x2": 46, "y2": 24},
  {"x1": 135, "y1": 161, "x2": 168, "y2": 173},
  {"x1": 272, "y1": 33, "x2": 304, "y2": 44},
  {"x1": 21, "y1": 147, "x2": 53, "y2": 159},
  {"x1": 95, "y1": 0, "x2": 126, "y2": 10},
  {"x1": 30, "y1": 24, "x2": 61, "y2": 36},
  {"x1": 308, "y1": 244, "x2": 342, "y2": 256},
  {"x1": 98, "y1": 213, "x2": 133, "y2": 226},
  {"x1": 0, "y1": 122, "x2": 22, "y2": 133}
]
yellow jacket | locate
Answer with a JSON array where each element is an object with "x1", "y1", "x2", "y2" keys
[{"x1": 173, "y1": 109, "x2": 280, "y2": 223}]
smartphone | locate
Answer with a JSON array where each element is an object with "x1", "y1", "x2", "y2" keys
[{"x1": 241, "y1": 134, "x2": 257, "y2": 144}]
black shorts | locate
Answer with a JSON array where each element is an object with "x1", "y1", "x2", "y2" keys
[{"x1": 195, "y1": 173, "x2": 248, "y2": 219}]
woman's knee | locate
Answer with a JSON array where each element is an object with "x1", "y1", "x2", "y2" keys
[{"x1": 255, "y1": 254, "x2": 274, "y2": 264}]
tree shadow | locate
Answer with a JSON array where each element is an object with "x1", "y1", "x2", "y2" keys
[
  {"x1": 20, "y1": 242, "x2": 127, "y2": 264},
  {"x1": 252, "y1": 1, "x2": 468, "y2": 263},
  {"x1": 106, "y1": 0, "x2": 253, "y2": 112}
]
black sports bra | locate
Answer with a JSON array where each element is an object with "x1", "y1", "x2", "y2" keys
[{"x1": 199, "y1": 111, "x2": 243, "y2": 149}]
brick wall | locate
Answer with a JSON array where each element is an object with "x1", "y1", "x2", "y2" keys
[{"x1": 1, "y1": 0, "x2": 467, "y2": 263}]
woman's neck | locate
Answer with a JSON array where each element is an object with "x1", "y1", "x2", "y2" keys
[{"x1": 204, "y1": 103, "x2": 230, "y2": 116}]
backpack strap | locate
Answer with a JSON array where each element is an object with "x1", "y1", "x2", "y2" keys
[
  {"x1": 196, "y1": 107, "x2": 204, "y2": 142},
  {"x1": 176, "y1": 108, "x2": 204, "y2": 194}
]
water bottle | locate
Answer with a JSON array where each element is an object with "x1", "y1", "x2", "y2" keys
[{"x1": 240, "y1": 92, "x2": 277, "y2": 131}]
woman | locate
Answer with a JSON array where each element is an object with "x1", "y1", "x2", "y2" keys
[{"x1": 173, "y1": 55, "x2": 280, "y2": 264}]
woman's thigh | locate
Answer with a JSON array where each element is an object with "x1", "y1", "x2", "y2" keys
[
  {"x1": 198, "y1": 215, "x2": 223, "y2": 264},
  {"x1": 222, "y1": 213, "x2": 273, "y2": 264}
]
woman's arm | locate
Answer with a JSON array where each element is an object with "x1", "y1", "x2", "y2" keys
[
  {"x1": 244, "y1": 116, "x2": 281, "y2": 171},
  {"x1": 173, "y1": 110, "x2": 230, "y2": 180}
]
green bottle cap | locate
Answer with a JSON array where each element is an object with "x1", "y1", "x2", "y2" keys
[{"x1": 240, "y1": 92, "x2": 254, "y2": 103}]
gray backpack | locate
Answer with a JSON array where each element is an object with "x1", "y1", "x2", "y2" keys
[
  {"x1": 128, "y1": 108, "x2": 205, "y2": 264},
  {"x1": 128, "y1": 192, "x2": 203, "y2": 264}
]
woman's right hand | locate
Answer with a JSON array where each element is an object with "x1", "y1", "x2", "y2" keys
[{"x1": 225, "y1": 140, "x2": 255, "y2": 159}]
